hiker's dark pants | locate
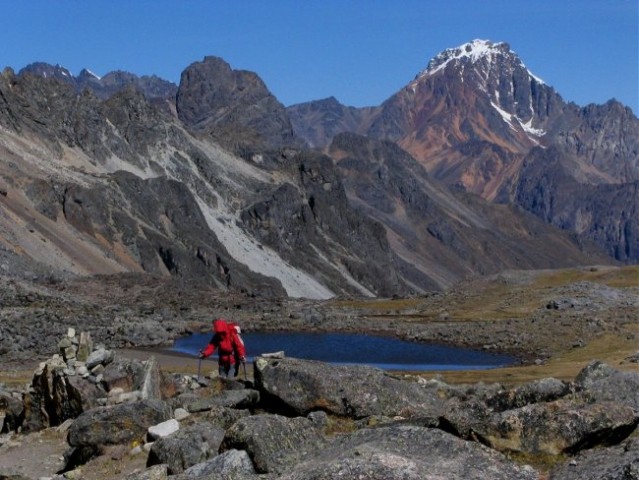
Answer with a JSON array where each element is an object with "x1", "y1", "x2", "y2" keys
[{"x1": 219, "y1": 362, "x2": 231, "y2": 378}]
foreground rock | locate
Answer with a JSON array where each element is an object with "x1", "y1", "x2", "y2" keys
[
  {"x1": 279, "y1": 425, "x2": 538, "y2": 480},
  {"x1": 549, "y1": 437, "x2": 639, "y2": 480},
  {"x1": 575, "y1": 360, "x2": 639, "y2": 409},
  {"x1": 254, "y1": 356, "x2": 445, "y2": 418},
  {"x1": 67, "y1": 399, "x2": 172, "y2": 448},
  {"x1": 147, "y1": 422, "x2": 226, "y2": 474},
  {"x1": 222, "y1": 413, "x2": 326, "y2": 474},
  {"x1": 10, "y1": 328, "x2": 166, "y2": 434},
  {"x1": 2, "y1": 347, "x2": 639, "y2": 479},
  {"x1": 476, "y1": 400, "x2": 638, "y2": 455}
]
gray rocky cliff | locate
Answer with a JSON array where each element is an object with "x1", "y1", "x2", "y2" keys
[{"x1": 176, "y1": 56, "x2": 303, "y2": 152}]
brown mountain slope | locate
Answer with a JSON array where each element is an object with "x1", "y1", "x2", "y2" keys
[{"x1": 328, "y1": 133, "x2": 612, "y2": 290}]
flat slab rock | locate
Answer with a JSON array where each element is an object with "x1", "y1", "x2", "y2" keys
[{"x1": 278, "y1": 425, "x2": 539, "y2": 480}]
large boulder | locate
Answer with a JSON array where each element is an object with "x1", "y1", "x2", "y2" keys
[
  {"x1": 439, "y1": 397, "x2": 494, "y2": 439},
  {"x1": 147, "y1": 422, "x2": 225, "y2": 474},
  {"x1": 177, "y1": 449, "x2": 256, "y2": 478},
  {"x1": 574, "y1": 361, "x2": 639, "y2": 409},
  {"x1": 67, "y1": 399, "x2": 171, "y2": 447},
  {"x1": 124, "y1": 464, "x2": 169, "y2": 480},
  {"x1": 101, "y1": 356, "x2": 149, "y2": 393},
  {"x1": 206, "y1": 405, "x2": 251, "y2": 430},
  {"x1": 485, "y1": 377, "x2": 570, "y2": 411},
  {"x1": 222, "y1": 413, "x2": 326, "y2": 474},
  {"x1": 475, "y1": 400, "x2": 638, "y2": 455},
  {"x1": 209, "y1": 389, "x2": 260, "y2": 409},
  {"x1": 278, "y1": 425, "x2": 538, "y2": 480},
  {"x1": 549, "y1": 437, "x2": 639, "y2": 480},
  {"x1": 254, "y1": 356, "x2": 445, "y2": 419},
  {"x1": 85, "y1": 347, "x2": 115, "y2": 369}
]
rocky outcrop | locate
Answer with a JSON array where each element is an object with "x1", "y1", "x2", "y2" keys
[
  {"x1": 179, "y1": 449, "x2": 256, "y2": 478},
  {"x1": 475, "y1": 400, "x2": 638, "y2": 455},
  {"x1": 13, "y1": 329, "x2": 170, "y2": 433},
  {"x1": 19, "y1": 62, "x2": 178, "y2": 105},
  {"x1": 485, "y1": 377, "x2": 571, "y2": 411},
  {"x1": 147, "y1": 422, "x2": 226, "y2": 474},
  {"x1": 254, "y1": 356, "x2": 445, "y2": 418},
  {"x1": 67, "y1": 398, "x2": 171, "y2": 448},
  {"x1": 176, "y1": 56, "x2": 301, "y2": 151},
  {"x1": 549, "y1": 437, "x2": 639, "y2": 480},
  {"x1": 574, "y1": 360, "x2": 639, "y2": 409},
  {"x1": 2, "y1": 348, "x2": 638, "y2": 479},
  {"x1": 222, "y1": 414, "x2": 326, "y2": 474},
  {"x1": 277, "y1": 425, "x2": 539, "y2": 480}
]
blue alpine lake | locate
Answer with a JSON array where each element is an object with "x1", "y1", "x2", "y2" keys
[{"x1": 171, "y1": 332, "x2": 517, "y2": 371}]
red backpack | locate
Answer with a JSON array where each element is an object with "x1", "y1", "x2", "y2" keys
[{"x1": 228, "y1": 322, "x2": 246, "y2": 361}]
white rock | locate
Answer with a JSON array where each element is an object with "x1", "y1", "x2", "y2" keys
[
  {"x1": 148, "y1": 419, "x2": 179, "y2": 440},
  {"x1": 174, "y1": 408, "x2": 190, "y2": 421},
  {"x1": 67, "y1": 327, "x2": 76, "y2": 338}
]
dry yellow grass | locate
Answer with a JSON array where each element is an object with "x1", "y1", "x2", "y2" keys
[{"x1": 412, "y1": 333, "x2": 639, "y2": 386}]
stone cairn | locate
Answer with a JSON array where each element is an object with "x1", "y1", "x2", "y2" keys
[
  {"x1": 0, "y1": 327, "x2": 170, "y2": 434},
  {"x1": 56, "y1": 327, "x2": 99, "y2": 379}
]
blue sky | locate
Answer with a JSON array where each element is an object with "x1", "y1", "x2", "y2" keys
[{"x1": 2, "y1": 1, "x2": 637, "y2": 113}]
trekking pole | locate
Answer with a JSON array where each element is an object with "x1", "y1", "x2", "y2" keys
[
  {"x1": 242, "y1": 360, "x2": 248, "y2": 381},
  {"x1": 197, "y1": 356, "x2": 202, "y2": 381}
]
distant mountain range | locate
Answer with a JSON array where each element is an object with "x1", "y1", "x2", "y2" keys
[
  {"x1": 0, "y1": 40, "x2": 634, "y2": 298},
  {"x1": 288, "y1": 40, "x2": 638, "y2": 263}
]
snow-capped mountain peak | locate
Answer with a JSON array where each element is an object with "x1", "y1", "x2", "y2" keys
[
  {"x1": 415, "y1": 39, "x2": 544, "y2": 86},
  {"x1": 426, "y1": 39, "x2": 507, "y2": 74}
]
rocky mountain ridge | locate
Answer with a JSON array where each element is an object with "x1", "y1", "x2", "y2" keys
[
  {"x1": 18, "y1": 62, "x2": 178, "y2": 102},
  {"x1": 0, "y1": 42, "x2": 628, "y2": 298},
  {"x1": 0, "y1": 66, "x2": 401, "y2": 298}
]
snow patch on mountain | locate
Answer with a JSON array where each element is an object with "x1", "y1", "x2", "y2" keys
[
  {"x1": 491, "y1": 102, "x2": 517, "y2": 132},
  {"x1": 521, "y1": 118, "x2": 545, "y2": 138},
  {"x1": 528, "y1": 71, "x2": 545, "y2": 85},
  {"x1": 491, "y1": 102, "x2": 546, "y2": 141},
  {"x1": 84, "y1": 69, "x2": 101, "y2": 80}
]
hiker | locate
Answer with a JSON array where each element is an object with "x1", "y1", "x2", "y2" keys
[{"x1": 199, "y1": 318, "x2": 246, "y2": 378}]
